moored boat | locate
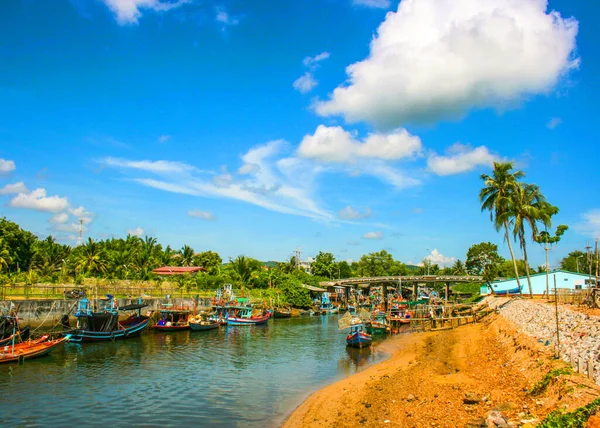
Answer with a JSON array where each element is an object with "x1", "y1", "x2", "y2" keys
[
  {"x1": 0, "y1": 335, "x2": 69, "y2": 364},
  {"x1": 227, "y1": 305, "x2": 271, "y2": 326},
  {"x1": 273, "y1": 308, "x2": 292, "y2": 318},
  {"x1": 189, "y1": 319, "x2": 220, "y2": 331},
  {"x1": 366, "y1": 310, "x2": 390, "y2": 335},
  {"x1": 346, "y1": 325, "x2": 372, "y2": 349},
  {"x1": 151, "y1": 306, "x2": 192, "y2": 331},
  {"x1": 319, "y1": 292, "x2": 339, "y2": 315}
]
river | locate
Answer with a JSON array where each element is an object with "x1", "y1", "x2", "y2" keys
[{"x1": 0, "y1": 316, "x2": 387, "y2": 427}]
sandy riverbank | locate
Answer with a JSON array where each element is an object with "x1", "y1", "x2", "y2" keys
[{"x1": 284, "y1": 313, "x2": 600, "y2": 427}]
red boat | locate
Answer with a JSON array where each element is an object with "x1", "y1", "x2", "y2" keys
[{"x1": 0, "y1": 336, "x2": 69, "y2": 364}]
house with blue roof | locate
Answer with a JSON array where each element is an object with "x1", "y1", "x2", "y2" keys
[{"x1": 480, "y1": 269, "x2": 597, "y2": 297}]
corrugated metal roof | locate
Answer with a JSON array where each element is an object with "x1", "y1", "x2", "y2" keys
[
  {"x1": 302, "y1": 284, "x2": 326, "y2": 292},
  {"x1": 152, "y1": 266, "x2": 207, "y2": 275}
]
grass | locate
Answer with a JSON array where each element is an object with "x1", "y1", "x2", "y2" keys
[
  {"x1": 538, "y1": 398, "x2": 600, "y2": 428},
  {"x1": 529, "y1": 367, "x2": 573, "y2": 396}
]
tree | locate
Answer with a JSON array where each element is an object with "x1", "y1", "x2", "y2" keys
[
  {"x1": 278, "y1": 277, "x2": 312, "y2": 307},
  {"x1": 534, "y1": 207, "x2": 568, "y2": 296},
  {"x1": 560, "y1": 250, "x2": 598, "y2": 275},
  {"x1": 480, "y1": 162, "x2": 524, "y2": 294},
  {"x1": 193, "y1": 251, "x2": 223, "y2": 274},
  {"x1": 227, "y1": 256, "x2": 262, "y2": 286},
  {"x1": 465, "y1": 242, "x2": 503, "y2": 282},
  {"x1": 311, "y1": 251, "x2": 335, "y2": 278},
  {"x1": 75, "y1": 238, "x2": 107, "y2": 276},
  {"x1": 178, "y1": 245, "x2": 195, "y2": 267},
  {"x1": 0, "y1": 217, "x2": 37, "y2": 271},
  {"x1": 451, "y1": 259, "x2": 467, "y2": 276},
  {"x1": 337, "y1": 260, "x2": 352, "y2": 279},
  {"x1": 0, "y1": 237, "x2": 13, "y2": 272},
  {"x1": 356, "y1": 250, "x2": 394, "y2": 277}
]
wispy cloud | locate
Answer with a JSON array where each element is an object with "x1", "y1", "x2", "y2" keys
[
  {"x1": 0, "y1": 182, "x2": 28, "y2": 195},
  {"x1": 101, "y1": 0, "x2": 190, "y2": 25},
  {"x1": 353, "y1": 0, "x2": 390, "y2": 8},
  {"x1": 188, "y1": 209, "x2": 216, "y2": 221},
  {"x1": 339, "y1": 206, "x2": 373, "y2": 220},
  {"x1": 575, "y1": 209, "x2": 600, "y2": 238},
  {"x1": 546, "y1": 117, "x2": 563, "y2": 130},
  {"x1": 216, "y1": 6, "x2": 240, "y2": 30},
  {"x1": 362, "y1": 231, "x2": 383, "y2": 240},
  {"x1": 158, "y1": 135, "x2": 171, "y2": 143},
  {"x1": 127, "y1": 226, "x2": 145, "y2": 237},
  {"x1": 293, "y1": 51, "x2": 330, "y2": 94}
]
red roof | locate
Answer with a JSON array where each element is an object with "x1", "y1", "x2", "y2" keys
[{"x1": 152, "y1": 266, "x2": 207, "y2": 275}]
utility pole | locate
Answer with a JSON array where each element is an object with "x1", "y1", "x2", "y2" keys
[
  {"x1": 595, "y1": 238, "x2": 599, "y2": 288},
  {"x1": 586, "y1": 243, "x2": 593, "y2": 288},
  {"x1": 76, "y1": 218, "x2": 84, "y2": 246}
]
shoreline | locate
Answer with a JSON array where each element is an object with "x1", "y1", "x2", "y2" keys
[{"x1": 283, "y1": 311, "x2": 600, "y2": 427}]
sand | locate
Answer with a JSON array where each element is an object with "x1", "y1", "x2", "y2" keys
[{"x1": 284, "y1": 314, "x2": 600, "y2": 427}]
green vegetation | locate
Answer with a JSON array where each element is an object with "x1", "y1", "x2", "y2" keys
[
  {"x1": 538, "y1": 397, "x2": 600, "y2": 428},
  {"x1": 529, "y1": 367, "x2": 573, "y2": 396}
]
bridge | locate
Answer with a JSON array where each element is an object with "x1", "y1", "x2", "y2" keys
[{"x1": 319, "y1": 275, "x2": 485, "y2": 288}]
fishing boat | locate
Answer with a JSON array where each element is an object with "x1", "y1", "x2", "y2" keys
[
  {"x1": 366, "y1": 310, "x2": 390, "y2": 335},
  {"x1": 188, "y1": 314, "x2": 220, "y2": 332},
  {"x1": 319, "y1": 292, "x2": 339, "y2": 315},
  {"x1": 273, "y1": 308, "x2": 292, "y2": 318},
  {"x1": 65, "y1": 296, "x2": 150, "y2": 342},
  {"x1": 0, "y1": 314, "x2": 30, "y2": 346},
  {"x1": 346, "y1": 324, "x2": 372, "y2": 349},
  {"x1": 151, "y1": 305, "x2": 192, "y2": 331},
  {"x1": 0, "y1": 335, "x2": 69, "y2": 364},
  {"x1": 226, "y1": 305, "x2": 271, "y2": 326}
]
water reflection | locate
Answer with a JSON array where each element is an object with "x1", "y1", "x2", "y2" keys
[{"x1": 0, "y1": 316, "x2": 389, "y2": 427}]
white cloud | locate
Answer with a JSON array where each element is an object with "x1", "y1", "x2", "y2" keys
[
  {"x1": 353, "y1": 0, "x2": 390, "y2": 8},
  {"x1": 216, "y1": 6, "x2": 240, "y2": 28},
  {"x1": 158, "y1": 135, "x2": 171, "y2": 143},
  {"x1": 213, "y1": 172, "x2": 233, "y2": 188},
  {"x1": 102, "y1": 157, "x2": 197, "y2": 175},
  {"x1": 0, "y1": 158, "x2": 16, "y2": 174},
  {"x1": 101, "y1": 0, "x2": 189, "y2": 25},
  {"x1": 427, "y1": 143, "x2": 498, "y2": 175},
  {"x1": 575, "y1": 210, "x2": 600, "y2": 238},
  {"x1": 127, "y1": 226, "x2": 145, "y2": 237},
  {"x1": 188, "y1": 210, "x2": 216, "y2": 221},
  {"x1": 0, "y1": 182, "x2": 28, "y2": 195},
  {"x1": 293, "y1": 72, "x2": 318, "y2": 94},
  {"x1": 297, "y1": 125, "x2": 422, "y2": 163},
  {"x1": 362, "y1": 231, "x2": 383, "y2": 240},
  {"x1": 302, "y1": 52, "x2": 330, "y2": 70},
  {"x1": 49, "y1": 212, "x2": 69, "y2": 224},
  {"x1": 315, "y1": 0, "x2": 579, "y2": 128},
  {"x1": 339, "y1": 206, "x2": 373, "y2": 220},
  {"x1": 69, "y1": 206, "x2": 95, "y2": 224},
  {"x1": 425, "y1": 249, "x2": 456, "y2": 267},
  {"x1": 546, "y1": 117, "x2": 563, "y2": 129},
  {"x1": 9, "y1": 188, "x2": 69, "y2": 213},
  {"x1": 238, "y1": 163, "x2": 260, "y2": 175}
]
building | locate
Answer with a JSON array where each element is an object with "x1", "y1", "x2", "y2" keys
[{"x1": 480, "y1": 269, "x2": 597, "y2": 296}]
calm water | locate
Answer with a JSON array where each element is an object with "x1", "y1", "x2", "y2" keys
[{"x1": 0, "y1": 316, "x2": 387, "y2": 427}]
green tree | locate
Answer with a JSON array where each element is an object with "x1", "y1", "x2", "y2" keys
[
  {"x1": 193, "y1": 251, "x2": 223, "y2": 274},
  {"x1": 480, "y1": 162, "x2": 524, "y2": 294},
  {"x1": 336, "y1": 260, "x2": 352, "y2": 279},
  {"x1": 75, "y1": 238, "x2": 107, "y2": 276},
  {"x1": 310, "y1": 251, "x2": 336, "y2": 278},
  {"x1": 178, "y1": 245, "x2": 195, "y2": 267},
  {"x1": 0, "y1": 237, "x2": 13, "y2": 272},
  {"x1": 560, "y1": 250, "x2": 598, "y2": 275},
  {"x1": 465, "y1": 242, "x2": 504, "y2": 282},
  {"x1": 0, "y1": 217, "x2": 38, "y2": 271},
  {"x1": 278, "y1": 277, "x2": 312, "y2": 307},
  {"x1": 227, "y1": 255, "x2": 262, "y2": 286},
  {"x1": 451, "y1": 259, "x2": 467, "y2": 275},
  {"x1": 356, "y1": 250, "x2": 394, "y2": 277},
  {"x1": 534, "y1": 206, "x2": 568, "y2": 296}
]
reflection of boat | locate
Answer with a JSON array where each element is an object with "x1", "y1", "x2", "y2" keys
[
  {"x1": 346, "y1": 323, "x2": 372, "y2": 349},
  {"x1": 151, "y1": 306, "x2": 192, "y2": 331},
  {"x1": 346, "y1": 345, "x2": 372, "y2": 369},
  {"x1": 0, "y1": 336, "x2": 69, "y2": 364},
  {"x1": 66, "y1": 297, "x2": 150, "y2": 342}
]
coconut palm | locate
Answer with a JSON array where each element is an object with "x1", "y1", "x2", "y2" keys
[
  {"x1": 178, "y1": 245, "x2": 195, "y2": 267},
  {"x1": 76, "y1": 238, "x2": 107, "y2": 276},
  {"x1": 479, "y1": 162, "x2": 525, "y2": 295},
  {"x1": 499, "y1": 183, "x2": 550, "y2": 298},
  {"x1": 228, "y1": 256, "x2": 261, "y2": 286}
]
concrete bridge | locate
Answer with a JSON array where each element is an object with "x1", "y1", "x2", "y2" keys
[{"x1": 320, "y1": 275, "x2": 484, "y2": 288}]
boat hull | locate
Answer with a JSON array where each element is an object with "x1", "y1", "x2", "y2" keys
[
  {"x1": 0, "y1": 336, "x2": 68, "y2": 364},
  {"x1": 273, "y1": 311, "x2": 291, "y2": 319},
  {"x1": 67, "y1": 318, "x2": 150, "y2": 342},
  {"x1": 227, "y1": 315, "x2": 270, "y2": 326},
  {"x1": 494, "y1": 286, "x2": 523, "y2": 296},
  {"x1": 150, "y1": 324, "x2": 190, "y2": 332},
  {"x1": 189, "y1": 322, "x2": 219, "y2": 331},
  {"x1": 346, "y1": 331, "x2": 372, "y2": 349}
]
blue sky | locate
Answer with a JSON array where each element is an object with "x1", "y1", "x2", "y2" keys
[{"x1": 0, "y1": 0, "x2": 598, "y2": 268}]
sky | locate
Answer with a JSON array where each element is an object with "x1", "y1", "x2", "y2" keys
[{"x1": 0, "y1": 0, "x2": 599, "y2": 268}]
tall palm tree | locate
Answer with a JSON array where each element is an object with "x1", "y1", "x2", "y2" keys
[
  {"x1": 499, "y1": 183, "x2": 550, "y2": 298},
  {"x1": 178, "y1": 245, "x2": 195, "y2": 267},
  {"x1": 480, "y1": 162, "x2": 525, "y2": 295},
  {"x1": 76, "y1": 238, "x2": 107, "y2": 276},
  {"x1": 228, "y1": 256, "x2": 260, "y2": 286}
]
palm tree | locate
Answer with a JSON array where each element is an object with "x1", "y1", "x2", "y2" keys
[
  {"x1": 480, "y1": 162, "x2": 525, "y2": 295},
  {"x1": 76, "y1": 238, "x2": 107, "y2": 276},
  {"x1": 499, "y1": 183, "x2": 550, "y2": 298},
  {"x1": 451, "y1": 259, "x2": 467, "y2": 275},
  {"x1": 228, "y1": 256, "x2": 260, "y2": 286},
  {"x1": 0, "y1": 238, "x2": 12, "y2": 272},
  {"x1": 178, "y1": 245, "x2": 195, "y2": 267}
]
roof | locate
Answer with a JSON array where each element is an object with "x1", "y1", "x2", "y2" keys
[
  {"x1": 302, "y1": 284, "x2": 326, "y2": 292},
  {"x1": 491, "y1": 269, "x2": 591, "y2": 284},
  {"x1": 152, "y1": 266, "x2": 207, "y2": 275}
]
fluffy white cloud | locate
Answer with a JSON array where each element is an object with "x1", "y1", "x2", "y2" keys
[
  {"x1": 297, "y1": 125, "x2": 422, "y2": 163},
  {"x1": 427, "y1": 143, "x2": 498, "y2": 175},
  {"x1": 188, "y1": 210, "x2": 216, "y2": 221},
  {"x1": 339, "y1": 206, "x2": 373, "y2": 220},
  {"x1": 49, "y1": 212, "x2": 69, "y2": 224},
  {"x1": 315, "y1": 0, "x2": 579, "y2": 128},
  {"x1": 425, "y1": 249, "x2": 456, "y2": 267},
  {"x1": 546, "y1": 117, "x2": 563, "y2": 129},
  {"x1": 69, "y1": 206, "x2": 95, "y2": 225},
  {"x1": 0, "y1": 158, "x2": 16, "y2": 174},
  {"x1": 9, "y1": 188, "x2": 69, "y2": 213},
  {"x1": 127, "y1": 226, "x2": 145, "y2": 237},
  {"x1": 293, "y1": 72, "x2": 318, "y2": 94},
  {"x1": 0, "y1": 182, "x2": 28, "y2": 195},
  {"x1": 362, "y1": 231, "x2": 383, "y2": 240},
  {"x1": 575, "y1": 210, "x2": 600, "y2": 238},
  {"x1": 237, "y1": 163, "x2": 260, "y2": 175},
  {"x1": 101, "y1": 0, "x2": 189, "y2": 25},
  {"x1": 353, "y1": 0, "x2": 390, "y2": 8}
]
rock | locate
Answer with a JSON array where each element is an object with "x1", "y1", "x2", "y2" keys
[
  {"x1": 406, "y1": 394, "x2": 416, "y2": 402},
  {"x1": 464, "y1": 393, "x2": 481, "y2": 404},
  {"x1": 485, "y1": 411, "x2": 508, "y2": 428},
  {"x1": 465, "y1": 419, "x2": 486, "y2": 428}
]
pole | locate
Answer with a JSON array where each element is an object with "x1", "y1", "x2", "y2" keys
[
  {"x1": 554, "y1": 274, "x2": 560, "y2": 358},
  {"x1": 595, "y1": 239, "x2": 599, "y2": 287},
  {"x1": 545, "y1": 242, "x2": 549, "y2": 298}
]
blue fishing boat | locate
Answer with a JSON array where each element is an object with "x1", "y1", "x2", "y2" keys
[
  {"x1": 365, "y1": 310, "x2": 390, "y2": 335},
  {"x1": 493, "y1": 285, "x2": 523, "y2": 295},
  {"x1": 64, "y1": 296, "x2": 150, "y2": 342},
  {"x1": 226, "y1": 305, "x2": 271, "y2": 326},
  {"x1": 319, "y1": 292, "x2": 339, "y2": 315},
  {"x1": 346, "y1": 323, "x2": 372, "y2": 349}
]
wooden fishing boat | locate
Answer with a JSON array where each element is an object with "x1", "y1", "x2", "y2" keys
[
  {"x1": 151, "y1": 306, "x2": 192, "y2": 331},
  {"x1": 0, "y1": 336, "x2": 69, "y2": 364},
  {"x1": 65, "y1": 297, "x2": 150, "y2": 342},
  {"x1": 273, "y1": 308, "x2": 292, "y2": 318},
  {"x1": 189, "y1": 319, "x2": 220, "y2": 331},
  {"x1": 0, "y1": 325, "x2": 30, "y2": 347},
  {"x1": 346, "y1": 324, "x2": 372, "y2": 349},
  {"x1": 227, "y1": 305, "x2": 270, "y2": 326},
  {"x1": 366, "y1": 311, "x2": 390, "y2": 335}
]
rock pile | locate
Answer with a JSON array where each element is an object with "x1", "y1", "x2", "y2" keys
[{"x1": 495, "y1": 297, "x2": 600, "y2": 383}]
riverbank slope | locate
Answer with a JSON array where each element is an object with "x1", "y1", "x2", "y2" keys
[{"x1": 284, "y1": 312, "x2": 600, "y2": 427}]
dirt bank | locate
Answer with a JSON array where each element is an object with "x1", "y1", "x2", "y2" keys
[{"x1": 284, "y1": 315, "x2": 600, "y2": 427}]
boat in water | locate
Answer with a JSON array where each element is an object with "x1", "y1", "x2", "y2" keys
[
  {"x1": 151, "y1": 305, "x2": 192, "y2": 332},
  {"x1": 318, "y1": 292, "x2": 339, "y2": 315},
  {"x1": 188, "y1": 312, "x2": 220, "y2": 331},
  {"x1": 64, "y1": 296, "x2": 150, "y2": 342},
  {"x1": 365, "y1": 310, "x2": 390, "y2": 335},
  {"x1": 0, "y1": 315, "x2": 30, "y2": 347},
  {"x1": 338, "y1": 311, "x2": 373, "y2": 349},
  {"x1": 0, "y1": 335, "x2": 69, "y2": 364},
  {"x1": 226, "y1": 305, "x2": 271, "y2": 326},
  {"x1": 273, "y1": 308, "x2": 292, "y2": 318}
]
